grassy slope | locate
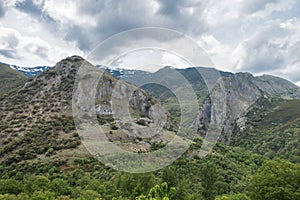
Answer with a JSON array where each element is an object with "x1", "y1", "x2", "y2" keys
[
  {"x1": 231, "y1": 97, "x2": 300, "y2": 163},
  {"x1": 0, "y1": 63, "x2": 27, "y2": 98}
]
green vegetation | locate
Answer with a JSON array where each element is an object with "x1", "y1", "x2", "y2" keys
[
  {"x1": 0, "y1": 63, "x2": 27, "y2": 98},
  {"x1": 231, "y1": 97, "x2": 300, "y2": 163},
  {"x1": 1, "y1": 58, "x2": 299, "y2": 199},
  {"x1": 0, "y1": 143, "x2": 298, "y2": 199},
  {"x1": 0, "y1": 141, "x2": 273, "y2": 200},
  {"x1": 136, "y1": 182, "x2": 176, "y2": 200},
  {"x1": 249, "y1": 159, "x2": 300, "y2": 200}
]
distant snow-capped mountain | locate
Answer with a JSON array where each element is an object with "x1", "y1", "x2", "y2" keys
[
  {"x1": 96, "y1": 65, "x2": 150, "y2": 79},
  {"x1": 9, "y1": 64, "x2": 50, "y2": 77},
  {"x1": 5, "y1": 61, "x2": 151, "y2": 79}
]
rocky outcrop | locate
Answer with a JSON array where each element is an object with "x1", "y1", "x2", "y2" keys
[
  {"x1": 0, "y1": 55, "x2": 176, "y2": 162},
  {"x1": 195, "y1": 72, "x2": 300, "y2": 144},
  {"x1": 69, "y1": 56, "x2": 174, "y2": 131},
  {"x1": 121, "y1": 65, "x2": 300, "y2": 145}
]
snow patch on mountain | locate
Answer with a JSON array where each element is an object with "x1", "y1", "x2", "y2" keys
[{"x1": 9, "y1": 64, "x2": 50, "y2": 77}]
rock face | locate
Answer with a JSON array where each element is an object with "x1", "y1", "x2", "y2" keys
[
  {"x1": 72, "y1": 58, "x2": 173, "y2": 130},
  {"x1": 121, "y1": 65, "x2": 300, "y2": 145},
  {"x1": 18, "y1": 55, "x2": 170, "y2": 126},
  {"x1": 0, "y1": 55, "x2": 173, "y2": 163},
  {"x1": 195, "y1": 72, "x2": 300, "y2": 144}
]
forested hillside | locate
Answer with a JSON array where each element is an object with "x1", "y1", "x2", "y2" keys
[{"x1": 0, "y1": 56, "x2": 299, "y2": 199}]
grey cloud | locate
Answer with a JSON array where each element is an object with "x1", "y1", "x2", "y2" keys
[
  {"x1": 157, "y1": 0, "x2": 183, "y2": 16},
  {"x1": 241, "y1": 44, "x2": 285, "y2": 73},
  {"x1": 156, "y1": 0, "x2": 207, "y2": 33},
  {"x1": 240, "y1": 0, "x2": 279, "y2": 14},
  {"x1": 282, "y1": 70, "x2": 300, "y2": 83},
  {"x1": 0, "y1": 25, "x2": 49, "y2": 60},
  {"x1": 0, "y1": 31, "x2": 20, "y2": 59},
  {"x1": 15, "y1": 0, "x2": 54, "y2": 22},
  {"x1": 5, "y1": 33, "x2": 19, "y2": 47},
  {"x1": 65, "y1": 25, "x2": 92, "y2": 51},
  {"x1": 2, "y1": 0, "x2": 300, "y2": 86},
  {"x1": 234, "y1": 20, "x2": 300, "y2": 77},
  {"x1": 0, "y1": 49, "x2": 19, "y2": 59},
  {"x1": 35, "y1": 46, "x2": 48, "y2": 59},
  {"x1": 0, "y1": 1, "x2": 5, "y2": 18},
  {"x1": 63, "y1": 1, "x2": 145, "y2": 51},
  {"x1": 15, "y1": 0, "x2": 44, "y2": 16},
  {"x1": 23, "y1": 42, "x2": 49, "y2": 60},
  {"x1": 75, "y1": 0, "x2": 106, "y2": 15},
  {"x1": 59, "y1": 0, "x2": 207, "y2": 52},
  {"x1": 88, "y1": 27, "x2": 214, "y2": 68},
  {"x1": 63, "y1": 0, "x2": 155, "y2": 51}
]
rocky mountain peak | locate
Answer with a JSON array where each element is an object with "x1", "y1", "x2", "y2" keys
[{"x1": 0, "y1": 56, "x2": 176, "y2": 163}]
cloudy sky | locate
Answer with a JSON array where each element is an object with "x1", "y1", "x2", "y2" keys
[{"x1": 0, "y1": 0, "x2": 300, "y2": 84}]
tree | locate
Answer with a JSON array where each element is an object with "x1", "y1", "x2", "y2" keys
[
  {"x1": 136, "y1": 182, "x2": 176, "y2": 200},
  {"x1": 200, "y1": 162, "x2": 218, "y2": 200},
  {"x1": 249, "y1": 158, "x2": 300, "y2": 200},
  {"x1": 215, "y1": 193, "x2": 250, "y2": 200},
  {"x1": 0, "y1": 193, "x2": 29, "y2": 200},
  {"x1": 30, "y1": 190, "x2": 55, "y2": 200},
  {"x1": 114, "y1": 173, "x2": 156, "y2": 198},
  {"x1": 0, "y1": 179, "x2": 23, "y2": 195},
  {"x1": 51, "y1": 178, "x2": 71, "y2": 196},
  {"x1": 77, "y1": 189, "x2": 101, "y2": 200},
  {"x1": 161, "y1": 167, "x2": 178, "y2": 187},
  {"x1": 24, "y1": 175, "x2": 51, "y2": 193}
]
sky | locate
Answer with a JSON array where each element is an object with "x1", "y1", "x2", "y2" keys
[{"x1": 0, "y1": 0, "x2": 300, "y2": 85}]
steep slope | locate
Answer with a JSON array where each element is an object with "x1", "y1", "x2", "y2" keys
[
  {"x1": 255, "y1": 75, "x2": 300, "y2": 98},
  {"x1": 230, "y1": 97, "x2": 300, "y2": 163},
  {"x1": 123, "y1": 66, "x2": 232, "y2": 104},
  {"x1": 0, "y1": 63, "x2": 27, "y2": 98},
  {"x1": 194, "y1": 72, "x2": 300, "y2": 144},
  {"x1": 1, "y1": 58, "x2": 298, "y2": 199},
  {"x1": 122, "y1": 66, "x2": 232, "y2": 123},
  {"x1": 122, "y1": 66, "x2": 300, "y2": 145},
  {"x1": 0, "y1": 56, "x2": 173, "y2": 166}
]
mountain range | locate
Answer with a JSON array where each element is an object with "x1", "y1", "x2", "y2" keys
[
  {"x1": 2, "y1": 57, "x2": 300, "y2": 157},
  {"x1": 5, "y1": 63, "x2": 50, "y2": 77},
  {"x1": 0, "y1": 56, "x2": 299, "y2": 199},
  {"x1": 2, "y1": 61, "x2": 149, "y2": 79}
]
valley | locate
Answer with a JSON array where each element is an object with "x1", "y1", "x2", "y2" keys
[{"x1": 0, "y1": 56, "x2": 299, "y2": 199}]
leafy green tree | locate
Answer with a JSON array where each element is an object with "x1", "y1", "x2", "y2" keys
[
  {"x1": 161, "y1": 167, "x2": 178, "y2": 187},
  {"x1": 249, "y1": 158, "x2": 300, "y2": 200},
  {"x1": 0, "y1": 193, "x2": 29, "y2": 200},
  {"x1": 31, "y1": 176, "x2": 51, "y2": 192},
  {"x1": 136, "y1": 182, "x2": 176, "y2": 200},
  {"x1": 77, "y1": 189, "x2": 101, "y2": 200},
  {"x1": 200, "y1": 162, "x2": 218, "y2": 200},
  {"x1": 56, "y1": 196, "x2": 72, "y2": 200},
  {"x1": 215, "y1": 193, "x2": 250, "y2": 200},
  {"x1": 51, "y1": 178, "x2": 71, "y2": 196},
  {"x1": 0, "y1": 179, "x2": 23, "y2": 195},
  {"x1": 77, "y1": 176, "x2": 91, "y2": 188},
  {"x1": 30, "y1": 190, "x2": 55, "y2": 200},
  {"x1": 114, "y1": 173, "x2": 156, "y2": 198},
  {"x1": 187, "y1": 193, "x2": 204, "y2": 200},
  {"x1": 24, "y1": 175, "x2": 51, "y2": 193},
  {"x1": 171, "y1": 178, "x2": 190, "y2": 200}
]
